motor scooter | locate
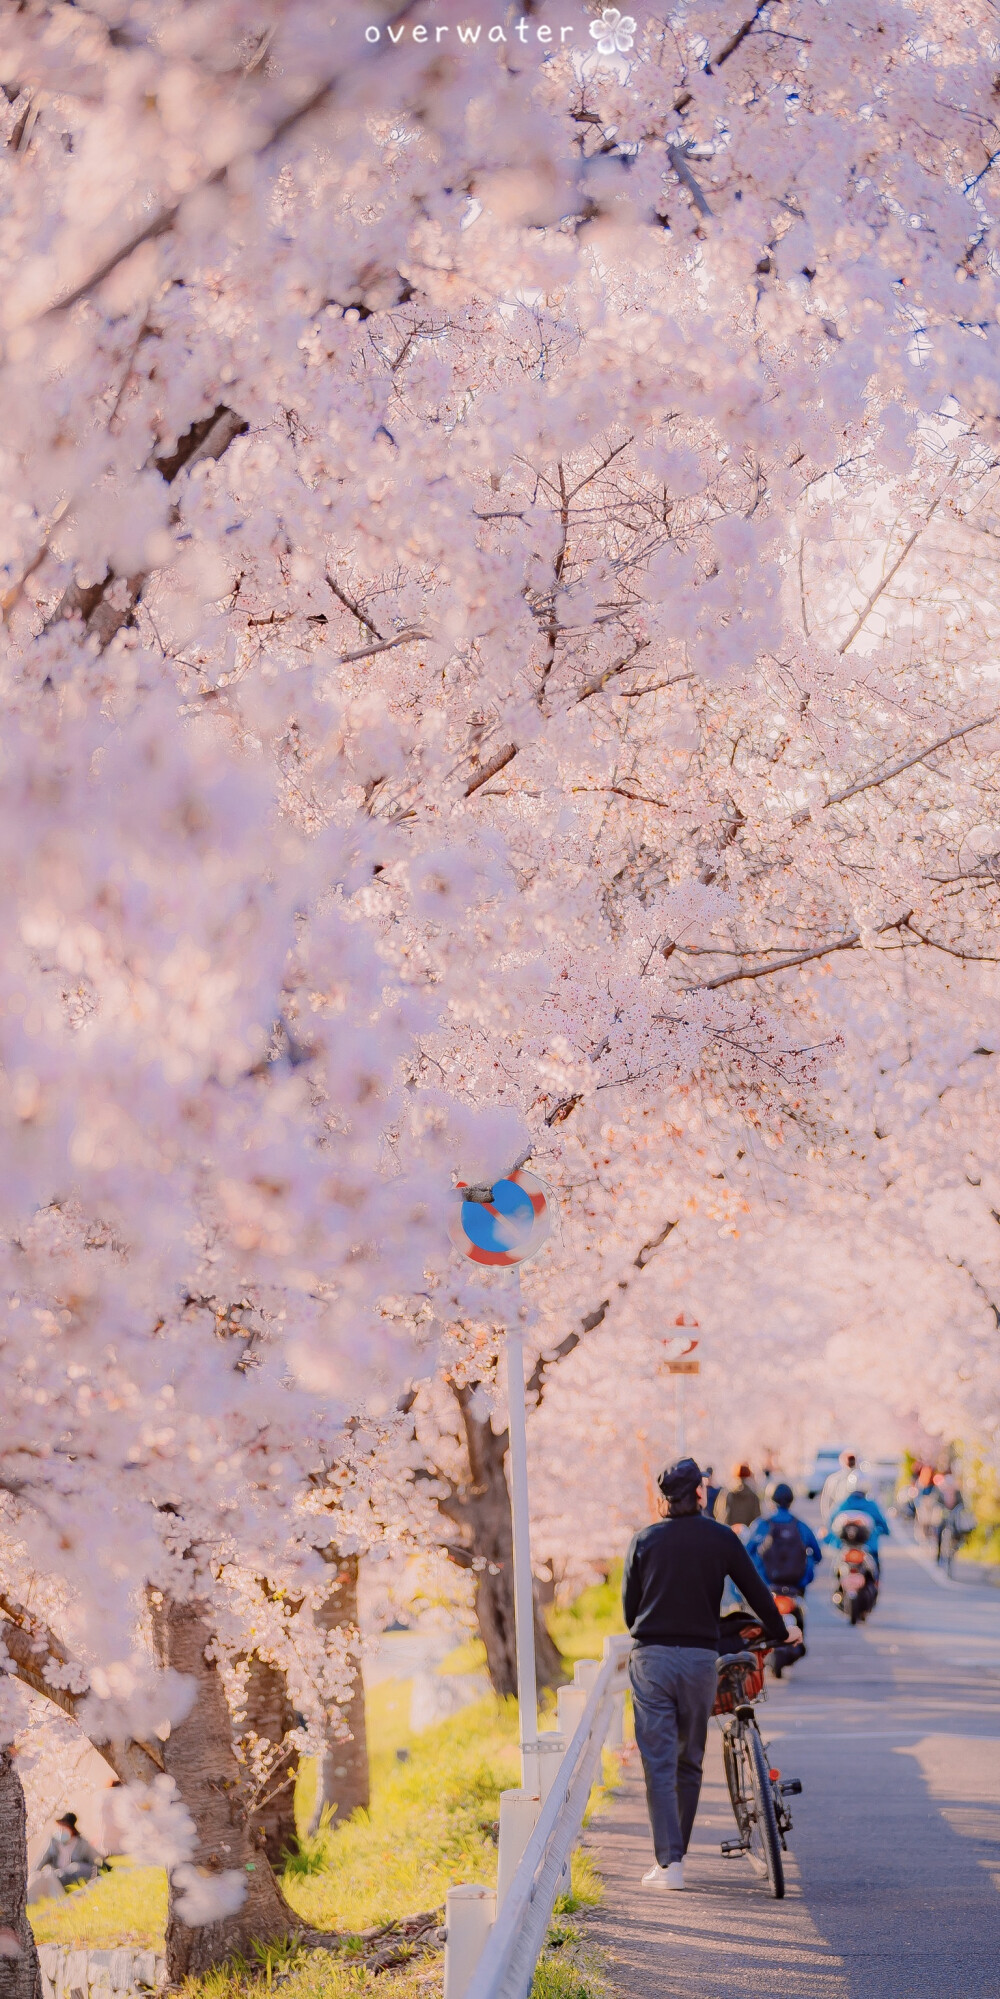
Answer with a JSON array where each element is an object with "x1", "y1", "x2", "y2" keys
[
  {"x1": 769, "y1": 1585, "x2": 806, "y2": 1676},
  {"x1": 830, "y1": 1515, "x2": 879, "y2": 1623}
]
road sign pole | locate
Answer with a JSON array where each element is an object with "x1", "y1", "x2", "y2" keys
[
  {"x1": 675, "y1": 1372, "x2": 686, "y2": 1458},
  {"x1": 451, "y1": 1169, "x2": 551, "y2": 1791},
  {"x1": 505, "y1": 1284, "x2": 538, "y2": 1787}
]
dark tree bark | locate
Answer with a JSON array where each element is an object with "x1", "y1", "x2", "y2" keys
[
  {"x1": 149, "y1": 1596, "x2": 299, "y2": 1982},
  {"x1": 0, "y1": 1594, "x2": 163, "y2": 1786},
  {"x1": 442, "y1": 1385, "x2": 563, "y2": 1699},
  {"x1": 46, "y1": 405, "x2": 247, "y2": 651},
  {"x1": 0, "y1": 1591, "x2": 311, "y2": 1976},
  {"x1": 0, "y1": 1750, "x2": 41, "y2": 1999},
  {"x1": 307, "y1": 1551, "x2": 370, "y2": 1835},
  {"x1": 242, "y1": 1654, "x2": 299, "y2": 1870}
]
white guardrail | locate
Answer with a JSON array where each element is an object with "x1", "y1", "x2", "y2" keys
[{"x1": 446, "y1": 1634, "x2": 631, "y2": 1999}]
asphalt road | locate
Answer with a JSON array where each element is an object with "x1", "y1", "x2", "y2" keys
[{"x1": 584, "y1": 1538, "x2": 1000, "y2": 1998}]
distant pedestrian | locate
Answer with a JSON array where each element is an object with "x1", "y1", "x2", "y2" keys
[
  {"x1": 701, "y1": 1466, "x2": 721, "y2": 1517},
  {"x1": 714, "y1": 1463, "x2": 761, "y2": 1531},
  {"x1": 623, "y1": 1457, "x2": 786, "y2": 1892},
  {"x1": 820, "y1": 1451, "x2": 859, "y2": 1524}
]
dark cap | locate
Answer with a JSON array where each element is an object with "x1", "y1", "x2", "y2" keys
[
  {"x1": 56, "y1": 1812, "x2": 78, "y2": 1830},
  {"x1": 657, "y1": 1457, "x2": 703, "y2": 1501}
]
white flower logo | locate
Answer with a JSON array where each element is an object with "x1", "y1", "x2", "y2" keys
[{"x1": 589, "y1": 7, "x2": 638, "y2": 54}]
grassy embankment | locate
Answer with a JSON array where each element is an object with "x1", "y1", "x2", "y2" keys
[
  {"x1": 959, "y1": 1460, "x2": 1000, "y2": 1566},
  {"x1": 32, "y1": 1574, "x2": 627, "y2": 1999}
]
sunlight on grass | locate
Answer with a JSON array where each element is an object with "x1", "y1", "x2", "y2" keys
[
  {"x1": 548, "y1": 1570, "x2": 624, "y2": 1666},
  {"x1": 26, "y1": 1602, "x2": 620, "y2": 1997},
  {"x1": 284, "y1": 1695, "x2": 520, "y2": 1933},
  {"x1": 31, "y1": 1860, "x2": 167, "y2": 1949},
  {"x1": 179, "y1": 1959, "x2": 445, "y2": 1999}
]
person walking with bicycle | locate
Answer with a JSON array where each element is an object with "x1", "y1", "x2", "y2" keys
[{"x1": 622, "y1": 1457, "x2": 788, "y2": 1892}]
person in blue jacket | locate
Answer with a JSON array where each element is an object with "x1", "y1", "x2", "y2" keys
[
  {"x1": 824, "y1": 1483, "x2": 890, "y2": 1560},
  {"x1": 745, "y1": 1483, "x2": 823, "y2": 1591}
]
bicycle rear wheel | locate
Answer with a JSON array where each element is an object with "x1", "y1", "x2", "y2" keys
[{"x1": 745, "y1": 1726, "x2": 785, "y2": 1898}]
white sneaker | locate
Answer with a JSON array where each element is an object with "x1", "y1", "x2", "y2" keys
[{"x1": 641, "y1": 1860, "x2": 684, "y2": 1890}]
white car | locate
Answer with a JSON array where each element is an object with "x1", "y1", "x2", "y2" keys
[{"x1": 803, "y1": 1446, "x2": 847, "y2": 1499}]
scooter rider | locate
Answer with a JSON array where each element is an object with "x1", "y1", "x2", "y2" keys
[
  {"x1": 622, "y1": 1457, "x2": 788, "y2": 1894},
  {"x1": 825, "y1": 1483, "x2": 890, "y2": 1562},
  {"x1": 745, "y1": 1483, "x2": 822, "y2": 1591}
]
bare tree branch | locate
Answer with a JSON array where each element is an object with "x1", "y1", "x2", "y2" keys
[
  {"x1": 686, "y1": 932, "x2": 862, "y2": 989},
  {"x1": 573, "y1": 639, "x2": 651, "y2": 704},
  {"x1": 0, "y1": 1593, "x2": 163, "y2": 1784},
  {"x1": 524, "y1": 1219, "x2": 678, "y2": 1403},
  {"x1": 666, "y1": 146, "x2": 713, "y2": 218},
  {"x1": 465, "y1": 743, "x2": 519, "y2": 796},
  {"x1": 837, "y1": 486, "x2": 949, "y2": 656},
  {"x1": 325, "y1": 575, "x2": 383, "y2": 640},
  {"x1": 792, "y1": 711, "x2": 999, "y2": 825},
  {"x1": 338, "y1": 629, "x2": 428, "y2": 665}
]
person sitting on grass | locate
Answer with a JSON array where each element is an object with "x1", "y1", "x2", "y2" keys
[{"x1": 35, "y1": 1813, "x2": 105, "y2": 1889}]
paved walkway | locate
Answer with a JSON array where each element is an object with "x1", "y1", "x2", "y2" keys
[{"x1": 584, "y1": 1540, "x2": 1000, "y2": 1998}]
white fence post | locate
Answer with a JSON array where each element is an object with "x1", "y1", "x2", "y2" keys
[
  {"x1": 556, "y1": 1686, "x2": 587, "y2": 1740},
  {"x1": 536, "y1": 1732, "x2": 565, "y2": 1805},
  {"x1": 444, "y1": 1885, "x2": 497, "y2": 1999},
  {"x1": 464, "y1": 1638, "x2": 631, "y2": 1999},
  {"x1": 497, "y1": 1789, "x2": 539, "y2": 1909},
  {"x1": 603, "y1": 1634, "x2": 626, "y2": 1748}
]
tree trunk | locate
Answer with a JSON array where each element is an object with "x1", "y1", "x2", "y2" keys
[
  {"x1": 243, "y1": 1655, "x2": 299, "y2": 1870},
  {"x1": 150, "y1": 1596, "x2": 298, "y2": 1981},
  {"x1": 0, "y1": 1750, "x2": 41, "y2": 1999},
  {"x1": 307, "y1": 1552, "x2": 370, "y2": 1835},
  {"x1": 450, "y1": 1391, "x2": 564, "y2": 1699}
]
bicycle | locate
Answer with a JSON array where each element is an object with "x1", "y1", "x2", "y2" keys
[
  {"x1": 939, "y1": 1509, "x2": 973, "y2": 1576},
  {"x1": 713, "y1": 1625, "x2": 802, "y2": 1898}
]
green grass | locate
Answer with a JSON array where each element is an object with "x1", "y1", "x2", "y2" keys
[
  {"x1": 173, "y1": 1927, "x2": 608, "y2": 1999},
  {"x1": 30, "y1": 1605, "x2": 620, "y2": 1999},
  {"x1": 31, "y1": 1859, "x2": 167, "y2": 1949},
  {"x1": 531, "y1": 1929, "x2": 609, "y2": 1999},
  {"x1": 285, "y1": 1693, "x2": 520, "y2": 1934},
  {"x1": 547, "y1": 1570, "x2": 624, "y2": 1667}
]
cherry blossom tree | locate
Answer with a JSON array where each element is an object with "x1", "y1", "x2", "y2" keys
[{"x1": 4, "y1": 0, "x2": 1000, "y2": 1973}]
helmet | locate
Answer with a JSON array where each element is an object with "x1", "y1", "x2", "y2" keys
[
  {"x1": 769, "y1": 1481, "x2": 794, "y2": 1509},
  {"x1": 840, "y1": 1516, "x2": 872, "y2": 1545}
]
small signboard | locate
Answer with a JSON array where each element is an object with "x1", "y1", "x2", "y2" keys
[{"x1": 666, "y1": 1359, "x2": 700, "y2": 1375}]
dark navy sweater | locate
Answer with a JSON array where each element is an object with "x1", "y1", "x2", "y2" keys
[{"x1": 622, "y1": 1513, "x2": 787, "y2": 1650}]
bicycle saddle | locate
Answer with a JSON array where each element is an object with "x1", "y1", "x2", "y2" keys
[{"x1": 717, "y1": 1650, "x2": 757, "y2": 1673}]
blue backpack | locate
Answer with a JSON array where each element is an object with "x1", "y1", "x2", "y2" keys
[{"x1": 758, "y1": 1517, "x2": 807, "y2": 1585}]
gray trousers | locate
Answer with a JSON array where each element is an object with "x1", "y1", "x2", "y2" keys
[{"x1": 629, "y1": 1645, "x2": 718, "y2": 1864}]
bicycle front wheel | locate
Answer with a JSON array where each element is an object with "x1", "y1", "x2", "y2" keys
[{"x1": 745, "y1": 1726, "x2": 785, "y2": 1898}]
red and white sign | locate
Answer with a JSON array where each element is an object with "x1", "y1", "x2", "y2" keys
[{"x1": 450, "y1": 1167, "x2": 552, "y2": 1267}]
